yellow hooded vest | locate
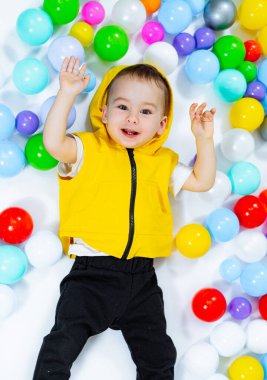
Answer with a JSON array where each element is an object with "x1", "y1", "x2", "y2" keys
[{"x1": 58, "y1": 65, "x2": 178, "y2": 259}]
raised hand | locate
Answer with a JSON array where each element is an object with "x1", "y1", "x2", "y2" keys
[
  {"x1": 189, "y1": 102, "x2": 216, "y2": 139},
  {"x1": 59, "y1": 56, "x2": 90, "y2": 97}
]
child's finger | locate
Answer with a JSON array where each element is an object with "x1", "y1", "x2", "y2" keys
[
  {"x1": 61, "y1": 57, "x2": 70, "y2": 72},
  {"x1": 79, "y1": 63, "x2": 87, "y2": 77},
  {"x1": 195, "y1": 103, "x2": 206, "y2": 118},
  {"x1": 73, "y1": 58, "x2": 80, "y2": 74},
  {"x1": 189, "y1": 103, "x2": 198, "y2": 118},
  {"x1": 67, "y1": 56, "x2": 76, "y2": 72}
]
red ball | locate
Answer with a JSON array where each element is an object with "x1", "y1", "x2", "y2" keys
[
  {"x1": 0, "y1": 207, "x2": 33, "y2": 244},
  {"x1": 244, "y1": 40, "x2": 262, "y2": 62},
  {"x1": 259, "y1": 294, "x2": 267, "y2": 320},
  {"x1": 233, "y1": 195, "x2": 266, "y2": 228},
  {"x1": 191, "y1": 288, "x2": 227, "y2": 322},
  {"x1": 259, "y1": 189, "x2": 267, "y2": 213}
]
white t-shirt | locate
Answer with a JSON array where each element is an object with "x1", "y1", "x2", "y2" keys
[{"x1": 58, "y1": 134, "x2": 192, "y2": 257}]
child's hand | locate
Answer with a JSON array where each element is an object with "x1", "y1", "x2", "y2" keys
[
  {"x1": 189, "y1": 103, "x2": 216, "y2": 139},
  {"x1": 59, "y1": 56, "x2": 90, "y2": 96}
]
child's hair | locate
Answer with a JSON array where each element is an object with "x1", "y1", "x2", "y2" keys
[{"x1": 105, "y1": 64, "x2": 171, "y2": 116}]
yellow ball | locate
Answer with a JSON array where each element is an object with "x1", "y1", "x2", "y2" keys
[
  {"x1": 228, "y1": 355, "x2": 264, "y2": 380},
  {"x1": 258, "y1": 25, "x2": 267, "y2": 55},
  {"x1": 69, "y1": 22, "x2": 94, "y2": 48},
  {"x1": 229, "y1": 97, "x2": 264, "y2": 131},
  {"x1": 175, "y1": 223, "x2": 211, "y2": 258},
  {"x1": 238, "y1": 0, "x2": 267, "y2": 30}
]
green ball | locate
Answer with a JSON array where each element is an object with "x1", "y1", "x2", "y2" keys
[
  {"x1": 237, "y1": 61, "x2": 257, "y2": 83},
  {"x1": 43, "y1": 0, "x2": 79, "y2": 25},
  {"x1": 94, "y1": 25, "x2": 129, "y2": 62},
  {"x1": 212, "y1": 35, "x2": 246, "y2": 70},
  {"x1": 25, "y1": 133, "x2": 58, "y2": 170}
]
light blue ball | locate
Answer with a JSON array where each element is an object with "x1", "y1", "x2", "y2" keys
[
  {"x1": 0, "y1": 245, "x2": 28, "y2": 285},
  {"x1": 228, "y1": 161, "x2": 261, "y2": 195},
  {"x1": 219, "y1": 257, "x2": 243, "y2": 281},
  {"x1": 158, "y1": 0, "x2": 192, "y2": 34},
  {"x1": 258, "y1": 59, "x2": 267, "y2": 88},
  {"x1": 0, "y1": 140, "x2": 26, "y2": 177},
  {"x1": 83, "y1": 69, "x2": 97, "y2": 93},
  {"x1": 260, "y1": 354, "x2": 267, "y2": 380},
  {"x1": 16, "y1": 8, "x2": 53, "y2": 46},
  {"x1": 12, "y1": 58, "x2": 49, "y2": 95},
  {"x1": 261, "y1": 93, "x2": 267, "y2": 115},
  {"x1": 214, "y1": 69, "x2": 247, "y2": 102},
  {"x1": 205, "y1": 207, "x2": 240, "y2": 243},
  {"x1": 240, "y1": 262, "x2": 267, "y2": 297},
  {"x1": 186, "y1": 0, "x2": 205, "y2": 15},
  {"x1": 39, "y1": 96, "x2": 76, "y2": 129},
  {"x1": 0, "y1": 104, "x2": 15, "y2": 140},
  {"x1": 185, "y1": 50, "x2": 220, "y2": 84}
]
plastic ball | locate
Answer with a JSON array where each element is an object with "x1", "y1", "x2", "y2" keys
[
  {"x1": 257, "y1": 59, "x2": 267, "y2": 88},
  {"x1": 192, "y1": 288, "x2": 227, "y2": 322},
  {"x1": 143, "y1": 42, "x2": 178, "y2": 75},
  {"x1": 244, "y1": 40, "x2": 262, "y2": 62},
  {"x1": 258, "y1": 26, "x2": 267, "y2": 56},
  {"x1": 210, "y1": 321, "x2": 246, "y2": 357},
  {"x1": 246, "y1": 319, "x2": 267, "y2": 354},
  {"x1": 15, "y1": 110, "x2": 39, "y2": 136},
  {"x1": 204, "y1": 0, "x2": 237, "y2": 30},
  {"x1": 194, "y1": 27, "x2": 215, "y2": 49},
  {"x1": 186, "y1": 0, "x2": 205, "y2": 15},
  {"x1": 205, "y1": 208, "x2": 240, "y2": 243},
  {"x1": 12, "y1": 58, "x2": 49, "y2": 95},
  {"x1": 233, "y1": 196, "x2": 266, "y2": 228},
  {"x1": 81, "y1": 1, "x2": 105, "y2": 25},
  {"x1": 0, "y1": 245, "x2": 28, "y2": 285},
  {"x1": 140, "y1": 0, "x2": 161, "y2": 14},
  {"x1": 0, "y1": 103, "x2": 15, "y2": 140},
  {"x1": 228, "y1": 162, "x2": 261, "y2": 195},
  {"x1": 0, "y1": 140, "x2": 26, "y2": 177},
  {"x1": 259, "y1": 189, "x2": 267, "y2": 212},
  {"x1": 198, "y1": 170, "x2": 232, "y2": 204},
  {"x1": 219, "y1": 257, "x2": 243, "y2": 282},
  {"x1": 16, "y1": 8, "x2": 53, "y2": 46},
  {"x1": 40, "y1": 96, "x2": 76, "y2": 128},
  {"x1": 182, "y1": 342, "x2": 219, "y2": 378},
  {"x1": 24, "y1": 230, "x2": 62, "y2": 270},
  {"x1": 184, "y1": 50, "x2": 220, "y2": 84},
  {"x1": 238, "y1": 0, "x2": 267, "y2": 30},
  {"x1": 0, "y1": 284, "x2": 16, "y2": 319},
  {"x1": 141, "y1": 22, "x2": 164, "y2": 45},
  {"x1": 260, "y1": 354, "x2": 267, "y2": 379},
  {"x1": 43, "y1": 0, "x2": 79, "y2": 25},
  {"x1": 212, "y1": 35, "x2": 246, "y2": 69},
  {"x1": 214, "y1": 69, "x2": 247, "y2": 102},
  {"x1": 82, "y1": 69, "x2": 97, "y2": 93},
  {"x1": 25, "y1": 133, "x2": 58, "y2": 170},
  {"x1": 240, "y1": 262, "x2": 267, "y2": 297},
  {"x1": 173, "y1": 33, "x2": 195, "y2": 56},
  {"x1": 260, "y1": 95, "x2": 267, "y2": 116},
  {"x1": 48, "y1": 36, "x2": 84, "y2": 72},
  {"x1": 237, "y1": 61, "x2": 257, "y2": 83},
  {"x1": 245, "y1": 81, "x2": 266, "y2": 101},
  {"x1": 157, "y1": 0, "x2": 192, "y2": 35},
  {"x1": 0, "y1": 207, "x2": 33, "y2": 244},
  {"x1": 259, "y1": 294, "x2": 267, "y2": 320},
  {"x1": 111, "y1": 0, "x2": 146, "y2": 34},
  {"x1": 220, "y1": 128, "x2": 255, "y2": 162},
  {"x1": 94, "y1": 25, "x2": 129, "y2": 62},
  {"x1": 234, "y1": 230, "x2": 267, "y2": 263},
  {"x1": 69, "y1": 22, "x2": 94, "y2": 48},
  {"x1": 228, "y1": 355, "x2": 264, "y2": 380},
  {"x1": 228, "y1": 296, "x2": 252, "y2": 320},
  {"x1": 229, "y1": 98, "x2": 264, "y2": 131},
  {"x1": 175, "y1": 223, "x2": 212, "y2": 258}
]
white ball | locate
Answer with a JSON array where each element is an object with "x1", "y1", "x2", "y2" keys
[
  {"x1": 111, "y1": 0, "x2": 147, "y2": 34},
  {"x1": 206, "y1": 375, "x2": 229, "y2": 380},
  {"x1": 220, "y1": 128, "x2": 255, "y2": 162},
  {"x1": 233, "y1": 230, "x2": 267, "y2": 263},
  {"x1": 0, "y1": 284, "x2": 16, "y2": 319},
  {"x1": 210, "y1": 321, "x2": 246, "y2": 357},
  {"x1": 24, "y1": 230, "x2": 63, "y2": 270},
  {"x1": 182, "y1": 342, "x2": 219, "y2": 378},
  {"x1": 198, "y1": 170, "x2": 232, "y2": 204},
  {"x1": 143, "y1": 42, "x2": 179, "y2": 75},
  {"x1": 246, "y1": 319, "x2": 267, "y2": 354}
]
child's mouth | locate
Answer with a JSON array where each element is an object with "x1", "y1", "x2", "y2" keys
[{"x1": 121, "y1": 128, "x2": 139, "y2": 137}]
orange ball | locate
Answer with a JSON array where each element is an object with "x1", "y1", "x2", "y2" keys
[{"x1": 140, "y1": 0, "x2": 160, "y2": 14}]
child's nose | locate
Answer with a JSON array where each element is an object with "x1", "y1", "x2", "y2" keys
[{"x1": 127, "y1": 112, "x2": 138, "y2": 124}]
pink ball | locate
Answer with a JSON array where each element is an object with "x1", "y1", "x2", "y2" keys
[
  {"x1": 81, "y1": 1, "x2": 105, "y2": 26},
  {"x1": 141, "y1": 21, "x2": 164, "y2": 45}
]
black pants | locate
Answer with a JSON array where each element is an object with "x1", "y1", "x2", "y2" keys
[{"x1": 33, "y1": 255, "x2": 177, "y2": 379}]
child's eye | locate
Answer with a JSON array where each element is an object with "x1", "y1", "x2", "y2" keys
[
  {"x1": 141, "y1": 109, "x2": 152, "y2": 115},
  {"x1": 118, "y1": 105, "x2": 127, "y2": 110}
]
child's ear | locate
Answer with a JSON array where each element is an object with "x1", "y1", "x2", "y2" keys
[
  {"x1": 157, "y1": 116, "x2": 168, "y2": 136},
  {"x1": 102, "y1": 105, "x2": 108, "y2": 123}
]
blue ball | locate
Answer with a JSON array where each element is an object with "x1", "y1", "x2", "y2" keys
[
  {"x1": 0, "y1": 104, "x2": 15, "y2": 140},
  {"x1": 219, "y1": 257, "x2": 243, "y2": 281},
  {"x1": 240, "y1": 262, "x2": 267, "y2": 297},
  {"x1": 228, "y1": 161, "x2": 261, "y2": 195},
  {"x1": 83, "y1": 69, "x2": 97, "y2": 93},
  {"x1": 205, "y1": 207, "x2": 240, "y2": 243},
  {"x1": 158, "y1": 0, "x2": 192, "y2": 34},
  {"x1": 185, "y1": 49, "x2": 220, "y2": 84},
  {"x1": 0, "y1": 140, "x2": 26, "y2": 177},
  {"x1": 260, "y1": 354, "x2": 267, "y2": 379},
  {"x1": 0, "y1": 245, "x2": 28, "y2": 285},
  {"x1": 214, "y1": 69, "x2": 247, "y2": 102},
  {"x1": 40, "y1": 96, "x2": 76, "y2": 128},
  {"x1": 16, "y1": 8, "x2": 53, "y2": 46},
  {"x1": 186, "y1": 0, "x2": 205, "y2": 15}
]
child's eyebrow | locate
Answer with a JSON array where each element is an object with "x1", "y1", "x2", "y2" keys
[{"x1": 112, "y1": 97, "x2": 157, "y2": 109}]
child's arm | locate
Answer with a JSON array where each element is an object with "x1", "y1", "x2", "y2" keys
[
  {"x1": 43, "y1": 56, "x2": 90, "y2": 163},
  {"x1": 182, "y1": 103, "x2": 216, "y2": 192}
]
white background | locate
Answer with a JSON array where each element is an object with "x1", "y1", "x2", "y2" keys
[{"x1": 0, "y1": 0, "x2": 267, "y2": 379}]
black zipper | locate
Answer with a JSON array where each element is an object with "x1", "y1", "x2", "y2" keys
[{"x1": 121, "y1": 148, "x2": 137, "y2": 260}]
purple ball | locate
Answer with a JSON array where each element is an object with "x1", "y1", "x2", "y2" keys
[
  {"x1": 173, "y1": 33, "x2": 195, "y2": 56},
  {"x1": 15, "y1": 110, "x2": 39, "y2": 135},
  {"x1": 228, "y1": 296, "x2": 252, "y2": 320},
  {"x1": 244, "y1": 81, "x2": 266, "y2": 101},
  {"x1": 194, "y1": 27, "x2": 215, "y2": 49}
]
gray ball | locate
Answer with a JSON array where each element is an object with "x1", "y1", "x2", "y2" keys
[
  {"x1": 259, "y1": 118, "x2": 267, "y2": 141},
  {"x1": 204, "y1": 0, "x2": 237, "y2": 31}
]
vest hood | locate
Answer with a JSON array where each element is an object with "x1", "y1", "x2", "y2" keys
[{"x1": 89, "y1": 65, "x2": 174, "y2": 154}]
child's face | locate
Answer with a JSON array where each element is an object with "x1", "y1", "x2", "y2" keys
[{"x1": 102, "y1": 76, "x2": 168, "y2": 148}]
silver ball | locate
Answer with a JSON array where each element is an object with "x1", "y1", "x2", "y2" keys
[
  {"x1": 204, "y1": 0, "x2": 237, "y2": 31},
  {"x1": 259, "y1": 118, "x2": 267, "y2": 141}
]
